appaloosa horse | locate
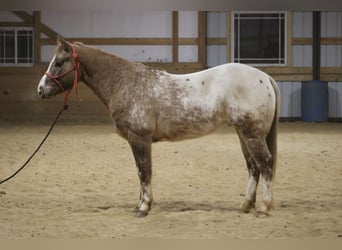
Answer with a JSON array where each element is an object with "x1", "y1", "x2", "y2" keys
[{"x1": 37, "y1": 37, "x2": 280, "y2": 218}]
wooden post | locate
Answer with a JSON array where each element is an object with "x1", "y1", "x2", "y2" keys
[
  {"x1": 286, "y1": 11, "x2": 292, "y2": 67},
  {"x1": 33, "y1": 11, "x2": 41, "y2": 65},
  {"x1": 172, "y1": 11, "x2": 179, "y2": 66},
  {"x1": 312, "y1": 11, "x2": 321, "y2": 80},
  {"x1": 198, "y1": 11, "x2": 207, "y2": 68},
  {"x1": 226, "y1": 11, "x2": 232, "y2": 63}
]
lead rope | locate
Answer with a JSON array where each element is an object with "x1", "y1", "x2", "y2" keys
[
  {"x1": 0, "y1": 104, "x2": 69, "y2": 185},
  {"x1": 0, "y1": 44, "x2": 80, "y2": 185}
]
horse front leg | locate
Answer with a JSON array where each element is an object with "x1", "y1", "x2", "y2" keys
[{"x1": 128, "y1": 130, "x2": 153, "y2": 218}]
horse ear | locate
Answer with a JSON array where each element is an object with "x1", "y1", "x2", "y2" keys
[
  {"x1": 57, "y1": 36, "x2": 71, "y2": 53},
  {"x1": 57, "y1": 36, "x2": 67, "y2": 46}
]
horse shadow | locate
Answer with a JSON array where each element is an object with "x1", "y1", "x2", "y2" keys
[{"x1": 152, "y1": 200, "x2": 239, "y2": 213}]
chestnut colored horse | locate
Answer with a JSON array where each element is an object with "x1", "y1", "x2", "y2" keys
[{"x1": 38, "y1": 38, "x2": 280, "y2": 218}]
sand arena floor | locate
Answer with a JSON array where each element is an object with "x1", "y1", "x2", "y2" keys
[{"x1": 0, "y1": 116, "x2": 341, "y2": 239}]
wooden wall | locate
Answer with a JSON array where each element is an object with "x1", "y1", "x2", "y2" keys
[
  {"x1": 0, "y1": 66, "x2": 109, "y2": 116},
  {"x1": 1, "y1": 11, "x2": 342, "y2": 118},
  {"x1": 0, "y1": 11, "x2": 207, "y2": 116}
]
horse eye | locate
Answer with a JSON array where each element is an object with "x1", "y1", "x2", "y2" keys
[{"x1": 55, "y1": 61, "x2": 63, "y2": 68}]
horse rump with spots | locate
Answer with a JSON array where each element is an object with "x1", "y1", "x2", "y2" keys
[{"x1": 38, "y1": 37, "x2": 280, "y2": 218}]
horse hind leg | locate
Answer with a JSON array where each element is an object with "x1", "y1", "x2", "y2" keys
[
  {"x1": 127, "y1": 130, "x2": 153, "y2": 218},
  {"x1": 237, "y1": 131, "x2": 260, "y2": 213},
  {"x1": 239, "y1": 132, "x2": 274, "y2": 217}
]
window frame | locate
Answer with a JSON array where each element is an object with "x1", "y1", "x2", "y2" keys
[
  {"x1": 0, "y1": 27, "x2": 34, "y2": 67},
  {"x1": 231, "y1": 11, "x2": 287, "y2": 67}
]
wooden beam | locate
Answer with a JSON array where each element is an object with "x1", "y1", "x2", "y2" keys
[
  {"x1": 42, "y1": 37, "x2": 169, "y2": 46},
  {"x1": 47, "y1": 36, "x2": 286, "y2": 47},
  {"x1": 292, "y1": 38, "x2": 311, "y2": 45},
  {"x1": 292, "y1": 37, "x2": 342, "y2": 45},
  {"x1": 33, "y1": 11, "x2": 41, "y2": 65},
  {"x1": 11, "y1": 11, "x2": 33, "y2": 24},
  {"x1": 172, "y1": 11, "x2": 179, "y2": 65},
  {"x1": 321, "y1": 37, "x2": 342, "y2": 45},
  {"x1": 12, "y1": 11, "x2": 62, "y2": 40},
  {"x1": 207, "y1": 38, "x2": 226, "y2": 45},
  {"x1": 41, "y1": 37, "x2": 199, "y2": 46},
  {"x1": 198, "y1": 11, "x2": 207, "y2": 68}
]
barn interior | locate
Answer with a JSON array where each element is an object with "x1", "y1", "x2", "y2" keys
[
  {"x1": 0, "y1": 10, "x2": 341, "y2": 120},
  {"x1": 0, "y1": 1, "x2": 341, "y2": 240}
]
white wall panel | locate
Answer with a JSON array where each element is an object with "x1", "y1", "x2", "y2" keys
[
  {"x1": 278, "y1": 81, "x2": 302, "y2": 118},
  {"x1": 207, "y1": 45, "x2": 226, "y2": 67},
  {"x1": 292, "y1": 45, "x2": 312, "y2": 67},
  {"x1": 278, "y1": 82, "x2": 291, "y2": 117},
  {"x1": 40, "y1": 11, "x2": 174, "y2": 62},
  {"x1": 41, "y1": 11, "x2": 172, "y2": 38},
  {"x1": 92, "y1": 11, "x2": 172, "y2": 38},
  {"x1": 41, "y1": 11, "x2": 95, "y2": 38},
  {"x1": 206, "y1": 12, "x2": 227, "y2": 67},
  {"x1": 321, "y1": 12, "x2": 342, "y2": 37},
  {"x1": 292, "y1": 11, "x2": 312, "y2": 38},
  {"x1": 328, "y1": 82, "x2": 342, "y2": 118},
  {"x1": 178, "y1": 45, "x2": 198, "y2": 62},
  {"x1": 290, "y1": 82, "x2": 302, "y2": 118},
  {"x1": 95, "y1": 45, "x2": 172, "y2": 63},
  {"x1": 177, "y1": 12, "x2": 198, "y2": 62},
  {"x1": 207, "y1": 12, "x2": 226, "y2": 38},
  {"x1": 41, "y1": 45, "x2": 56, "y2": 62},
  {"x1": 321, "y1": 12, "x2": 342, "y2": 68},
  {"x1": 292, "y1": 12, "x2": 313, "y2": 67},
  {"x1": 178, "y1": 11, "x2": 197, "y2": 38},
  {"x1": 321, "y1": 45, "x2": 342, "y2": 67}
]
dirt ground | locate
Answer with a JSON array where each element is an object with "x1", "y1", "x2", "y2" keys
[{"x1": 0, "y1": 115, "x2": 341, "y2": 239}]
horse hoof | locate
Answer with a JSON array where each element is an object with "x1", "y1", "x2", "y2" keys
[
  {"x1": 240, "y1": 201, "x2": 255, "y2": 213},
  {"x1": 254, "y1": 211, "x2": 270, "y2": 218},
  {"x1": 135, "y1": 211, "x2": 149, "y2": 218},
  {"x1": 239, "y1": 207, "x2": 251, "y2": 213}
]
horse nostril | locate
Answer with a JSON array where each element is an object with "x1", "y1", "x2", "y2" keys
[{"x1": 38, "y1": 86, "x2": 43, "y2": 96}]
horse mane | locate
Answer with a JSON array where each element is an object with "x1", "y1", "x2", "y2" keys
[
  {"x1": 72, "y1": 41, "x2": 115, "y2": 58},
  {"x1": 73, "y1": 41, "x2": 85, "y2": 46}
]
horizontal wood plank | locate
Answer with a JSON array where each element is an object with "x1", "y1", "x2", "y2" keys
[
  {"x1": 41, "y1": 37, "x2": 200, "y2": 46},
  {"x1": 292, "y1": 37, "x2": 342, "y2": 45}
]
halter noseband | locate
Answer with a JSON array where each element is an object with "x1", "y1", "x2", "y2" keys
[{"x1": 45, "y1": 44, "x2": 81, "y2": 104}]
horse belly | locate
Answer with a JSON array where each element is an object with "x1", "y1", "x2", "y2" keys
[{"x1": 154, "y1": 107, "x2": 224, "y2": 142}]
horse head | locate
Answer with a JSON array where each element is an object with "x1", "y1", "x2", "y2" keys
[{"x1": 37, "y1": 37, "x2": 80, "y2": 102}]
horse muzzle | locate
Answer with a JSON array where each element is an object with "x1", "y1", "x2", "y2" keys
[
  {"x1": 37, "y1": 75, "x2": 55, "y2": 99},
  {"x1": 37, "y1": 84, "x2": 56, "y2": 99},
  {"x1": 38, "y1": 86, "x2": 48, "y2": 99}
]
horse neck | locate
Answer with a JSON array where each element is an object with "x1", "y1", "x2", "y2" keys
[{"x1": 76, "y1": 45, "x2": 136, "y2": 107}]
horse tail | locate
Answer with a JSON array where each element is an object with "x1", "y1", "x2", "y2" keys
[{"x1": 267, "y1": 76, "x2": 280, "y2": 181}]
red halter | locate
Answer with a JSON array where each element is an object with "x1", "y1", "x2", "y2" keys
[{"x1": 45, "y1": 44, "x2": 81, "y2": 105}]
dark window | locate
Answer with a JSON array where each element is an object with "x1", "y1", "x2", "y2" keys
[
  {"x1": 233, "y1": 12, "x2": 286, "y2": 65},
  {"x1": 0, "y1": 28, "x2": 33, "y2": 66}
]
